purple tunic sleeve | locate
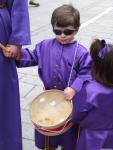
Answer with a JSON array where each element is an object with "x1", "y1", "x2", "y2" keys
[
  {"x1": 71, "y1": 50, "x2": 92, "y2": 92},
  {"x1": 17, "y1": 41, "x2": 43, "y2": 67},
  {"x1": 7, "y1": 0, "x2": 31, "y2": 45},
  {"x1": 72, "y1": 82, "x2": 94, "y2": 123}
]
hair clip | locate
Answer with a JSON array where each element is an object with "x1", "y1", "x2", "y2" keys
[{"x1": 98, "y1": 40, "x2": 110, "y2": 59}]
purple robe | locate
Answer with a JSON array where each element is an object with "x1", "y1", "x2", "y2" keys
[
  {"x1": 0, "y1": 0, "x2": 30, "y2": 150},
  {"x1": 72, "y1": 80, "x2": 113, "y2": 150},
  {"x1": 18, "y1": 38, "x2": 92, "y2": 149}
]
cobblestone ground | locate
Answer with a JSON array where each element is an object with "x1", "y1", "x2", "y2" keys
[{"x1": 18, "y1": 0, "x2": 113, "y2": 149}]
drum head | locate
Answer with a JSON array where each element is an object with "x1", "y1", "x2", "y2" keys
[{"x1": 29, "y1": 90, "x2": 72, "y2": 129}]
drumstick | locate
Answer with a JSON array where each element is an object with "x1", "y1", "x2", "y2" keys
[{"x1": 0, "y1": 43, "x2": 10, "y2": 52}]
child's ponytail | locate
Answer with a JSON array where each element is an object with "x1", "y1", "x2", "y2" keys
[
  {"x1": 90, "y1": 39, "x2": 103, "y2": 62},
  {"x1": 90, "y1": 38, "x2": 113, "y2": 87}
]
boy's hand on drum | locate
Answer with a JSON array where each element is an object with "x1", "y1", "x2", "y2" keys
[{"x1": 64, "y1": 87, "x2": 77, "y2": 101}]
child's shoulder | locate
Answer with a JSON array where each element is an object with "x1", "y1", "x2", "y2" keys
[
  {"x1": 35, "y1": 38, "x2": 56, "y2": 50},
  {"x1": 86, "y1": 80, "x2": 113, "y2": 95},
  {"x1": 39, "y1": 38, "x2": 56, "y2": 45},
  {"x1": 77, "y1": 42, "x2": 89, "y2": 53},
  {"x1": 79, "y1": 80, "x2": 113, "y2": 105}
]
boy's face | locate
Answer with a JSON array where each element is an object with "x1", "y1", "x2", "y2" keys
[{"x1": 53, "y1": 25, "x2": 78, "y2": 44}]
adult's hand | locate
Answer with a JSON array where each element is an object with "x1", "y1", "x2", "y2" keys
[{"x1": 3, "y1": 44, "x2": 21, "y2": 59}]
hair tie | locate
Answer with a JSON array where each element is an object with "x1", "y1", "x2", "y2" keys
[{"x1": 98, "y1": 40, "x2": 110, "y2": 59}]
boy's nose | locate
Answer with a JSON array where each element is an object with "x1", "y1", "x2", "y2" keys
[{"x1": 60, "y1": 33, "x2": 65, "y2": 37}]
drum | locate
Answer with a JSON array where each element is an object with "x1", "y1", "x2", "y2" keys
[{"x1": 29, "y1": 89, "x2": 73, "y2": 136}]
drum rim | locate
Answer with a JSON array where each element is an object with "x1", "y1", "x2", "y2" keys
[
  {"x1": 29, "y1": 89, "x2": 73, "y2": 129},
  {"x1": 35, "y1": 122, "x2": 73, "y2": 136}
]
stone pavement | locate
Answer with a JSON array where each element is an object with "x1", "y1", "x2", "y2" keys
[{"x1": 17, "y1": 0, "x2": 113, "y2": 149}]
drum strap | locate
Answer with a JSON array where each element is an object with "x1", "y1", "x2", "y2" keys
[
  {"x1": 67, "y1": 42, "x2": 78, "y2": 87},
  {"x1": 44, "y1": 136, "x2": 49, "y2": 150},
  {"x1": 77, "y1": 125, "x2": 81, "y2": 142}
]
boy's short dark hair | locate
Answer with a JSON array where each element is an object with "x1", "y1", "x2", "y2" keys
[
  {"x1": 90, "y1": 39, "x2": 113, "y2": 87},
  {"x1": 51, "y1": 4, "x2": 80, "y2": 28}
]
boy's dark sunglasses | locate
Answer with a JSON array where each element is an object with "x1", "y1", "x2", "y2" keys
[{"x1": 53, "y1": 29, "x2": 77, "y2": 36}]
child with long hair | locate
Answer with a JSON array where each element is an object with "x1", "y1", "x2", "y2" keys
[{"x1": 72, "y1": 39, "x2": 113, "y2": 150}]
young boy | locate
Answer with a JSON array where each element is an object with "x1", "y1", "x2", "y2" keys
[{"x1": 17, "y1": 4, "x2": 92, "y2": 150}]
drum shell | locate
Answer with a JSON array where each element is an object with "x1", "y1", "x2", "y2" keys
[
  {"x1": 35, "y1": 122, "x2": 72, "y2": 136},
  {"x1": 33, "y1": 117, "x2": 73, "y2": 136},
  {"x1": 29, "y1": 90, "x2": 73, "y2": 136}
]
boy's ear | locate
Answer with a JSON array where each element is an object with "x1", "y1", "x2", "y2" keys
[
  {"x1": 76, "y1": 26, "x2": 80, "y2": 31},
  {"x1": 74, "y1": 27, "x2": 79, "y2": 34}
]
